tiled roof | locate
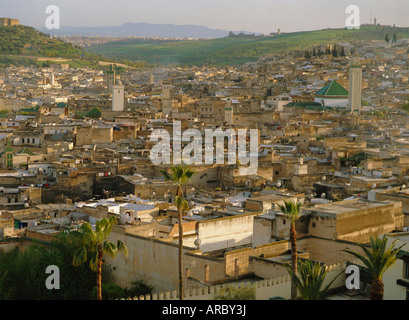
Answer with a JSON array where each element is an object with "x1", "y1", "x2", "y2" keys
[{"x1": 315, "y1": 80, "x2": 349, "y2": 97}]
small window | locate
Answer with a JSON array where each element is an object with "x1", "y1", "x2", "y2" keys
[
  {"x1": 283, "y1": 219, "x2": 286, "y2": 225},
  {"x1": 312, "y1": 222, "x2": 316, "y2": 228},
  {"x1": 22, "y1": 138, "x2": 25, "y2": 143}
]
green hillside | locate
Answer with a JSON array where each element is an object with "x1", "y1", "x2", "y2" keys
[
  {"x1": 0, "y1": 25, "x2": 84, "y2": 57},
  {"x1": 0, "y1": 25, "x2": 147, "y2": 69},
  {"x1": 86, "y1": 25, "x2": 409, "y2": 67}
]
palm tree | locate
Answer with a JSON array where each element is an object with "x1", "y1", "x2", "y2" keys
[
  {"x1": 284, "y1": 259, "x2": 343, "y2": 300},
  {"x1": 277, "y1": 200, "x2": 302, "y2": 300},
  {"x1": 161, "y1": 165, "x2": 195, "y2": 300},
  {"x1": 343, "y1": 235, "x2": 405, "y2": 300},
  {"x1": 71, "y1": 216, "x2": 128, "y2": 300}
]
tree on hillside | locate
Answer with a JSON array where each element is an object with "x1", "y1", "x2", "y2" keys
[
  {"x1": 385, "y1": 33, "x2": 390, "y2": 42},
  {"x1": 392, "y1": 32, "x2": 397, "y2": 43},
  {"x1": 332, "y1": 45, "x2": 338, "y2": 57}
]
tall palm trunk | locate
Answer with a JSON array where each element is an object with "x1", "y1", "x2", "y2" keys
[
  {"x1": 290, "y1": 222, "x2": 298, "y2": 300},
  {"x1": 97, "y1": 244, "x2": 103, "y2": 301},
  {"x1": 177, "y1": 185, "x2": 184, "y2": 301},
  {"x1": 178, "y1": 206, "x2": 184, "y2": 300},
  {"x1": 370, "y1": 279, "x2": 384, "y2": 300}
]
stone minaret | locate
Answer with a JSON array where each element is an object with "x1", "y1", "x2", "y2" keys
[
  {"x1": 349, "y1": 57, "x2": 363, "y2": 115},
  {"x1": 106, "y1": 65, "x2": 116, "y2": 94}
]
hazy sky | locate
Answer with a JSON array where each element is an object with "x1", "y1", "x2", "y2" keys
[{"x1": 2, "y1": 0, "x2": 409, "y2": 33}]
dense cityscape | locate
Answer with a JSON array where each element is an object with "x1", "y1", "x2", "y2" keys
[{"x1": 1, "y1": 3, "x2": 409, "y2": 306}]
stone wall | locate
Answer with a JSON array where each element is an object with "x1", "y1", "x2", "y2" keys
[
  {"x1": 104, "y1": 232, "x2": 227, "y2": 293},
  {"x1": 197, "y1": 214, "x2": 256, "y2": 253},
  {"x1": 224, "y1": 240, "x2": 290, "y2": 277},
  {"x1": 0, "y1": 18, "x2": 20, "y2": 26},
  {"x1": 298, "y1": 236, "x2": 366, "y2": 265},
  {"x1": 127, "y1": 263, "x2": 346, "y2": 300}
]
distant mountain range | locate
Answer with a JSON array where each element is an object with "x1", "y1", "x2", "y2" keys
[{"x1": 41, "y1": 22, "x2": 261, "y2": 39}]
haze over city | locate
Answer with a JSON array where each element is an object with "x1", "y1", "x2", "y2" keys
[{"x1": 2, "y1": 0, "x2": 409, "y2": 34}]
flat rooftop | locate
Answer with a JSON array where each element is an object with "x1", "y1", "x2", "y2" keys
[{"x1": 303, "y1": 199, "x2": 398, "y2": 216}]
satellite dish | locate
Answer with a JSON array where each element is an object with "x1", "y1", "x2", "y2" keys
[
  {"x1": 321, "y1": 193, "x2": 326, "y2": 198},
  {"x1": 322, "y1": 176, "x2": 327, "y2": 181},
  {"x1": 372, "y1": 183, "x2": 377, "y2": 189},
  {"x1": 276, "y1": 181, "x2": 282, "y2": 188},
  {"x1": 24, "y1": 203, "x2": 29, "y2": 208}
]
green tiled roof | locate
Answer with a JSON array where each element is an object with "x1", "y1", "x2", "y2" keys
[
  {"x1": 18, "y1": 147, "x2": 35, "y2": 156},
  {"x1": 315, "y1": 80, "x2": 349, "y2": 97},
  {"x1": 85, "y1": 107, "x2": 102, "y2": 118}
]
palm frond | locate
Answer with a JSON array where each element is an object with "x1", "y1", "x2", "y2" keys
[
  {"x1": 175, "y1": 196, "x2": 189, "y2": 213},
  {"x1": 160, "y1": 169, "x2": 171, "y2": 181},
  {"x1": 276, "y1": 199, "x2": 302, "y2": 222},
  {"x1": 89, "y1": 251, "x2": 99, "y2": 273},
  {"x1": 343, "y1": 235, "x2": 406, "y2": 281},
  {"x1": 72, "y1": 245, "x2": 88, "y2": 267},
  {"x1": 79, "y1": 221, "x2": 97, "y2": 242},
  {"x1": 117, "y1": 240, "x2": 128, "y2": 257},
  {"x1": 103, "y1": 241, "x2": 119, "y2": 258},
  {"x1": 285, "y1": 259, "x2": 338, "y2": 300}
]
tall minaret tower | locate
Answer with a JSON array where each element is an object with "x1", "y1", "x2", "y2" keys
[
  {"x1": 106, "y1": 64, "x2": 116, "y2": 94},
  {"x1": 349, "y1": 56, "x2": 363, "y2": 115},
  {"x1": 112, "y1": 80, "x2": 125, "y2": 112}
]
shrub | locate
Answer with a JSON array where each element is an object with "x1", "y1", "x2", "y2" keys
[
  {"x1": 91, "y1": 283, "x2": 125, "y2": 300},
  {"x1": 123, "y1": 279, "x2": 154, "y2": 299},
  {"x1": 214, "y1": 285, "x2": 256, "y2": 300}
]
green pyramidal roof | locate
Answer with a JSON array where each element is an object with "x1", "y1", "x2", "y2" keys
[
  {"x1": 315, "y1": 80, "x2": 349, "y2": 97},
  {"x1": 18, "y1": 147, "x2": 35, "y2": 156},
  {"x1": 85, "y1": 107, "x2": 102, "y2": 118}
]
